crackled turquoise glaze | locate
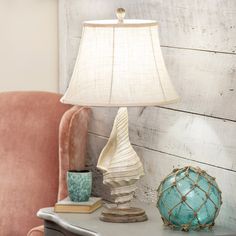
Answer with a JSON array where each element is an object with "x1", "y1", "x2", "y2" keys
[
  {"x1": 67, "y1": 170, "x2": 92, "y2": 202},
  {"x1": 157, "y1": 166, "x2": 222, "y2": 231}
]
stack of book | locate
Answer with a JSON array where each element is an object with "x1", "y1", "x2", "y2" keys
[{"x1": 54, "y1": 197, "x2": 102, "y2": 213}]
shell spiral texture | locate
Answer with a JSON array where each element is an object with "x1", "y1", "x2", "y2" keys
[{"x1": 97, "y1": 107, "x2": 144, "y2": 206}]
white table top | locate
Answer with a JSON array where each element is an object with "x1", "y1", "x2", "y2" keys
[{"x1": 37, "y1": 201, "x2": 235, "y2": 236}]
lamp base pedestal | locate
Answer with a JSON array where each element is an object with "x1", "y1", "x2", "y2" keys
[{"x1": 100, "y1": 207, "x2": 148, "y2": 223}]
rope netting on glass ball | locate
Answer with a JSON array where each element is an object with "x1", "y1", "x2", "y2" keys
[{"x1": 157, "y1": 166, "x2": 222, "y2": 231}]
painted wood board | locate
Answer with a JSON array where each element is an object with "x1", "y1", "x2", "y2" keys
[
  {"x1": 59, "y1": 1, "x2": 236, "y2": 119},
  {"x1": 162, "y1": 48, "x2": 236, "y2": 121},
  {"x1": 88, "y1": 107, "x2": 236, "y2": 171},
  {"x1": 87, "y1": 133, "x2": 236, "y2": 230},
  {"x1": 61, "y1": 0, "x2": 236, "y2": 53},
  {"x1": 62, "y1": 36, "x2": 236, "y2": 120}
]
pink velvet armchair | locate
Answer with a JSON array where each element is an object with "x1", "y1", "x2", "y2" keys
[{"x1": 0, "y1": 91, "x2": 90, "y2": 236}]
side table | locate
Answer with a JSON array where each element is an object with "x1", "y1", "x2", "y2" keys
[{"x1": 37, "y1": 201, "x2": 235, "y2": 236}]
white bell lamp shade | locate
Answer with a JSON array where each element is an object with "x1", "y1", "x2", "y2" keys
[{"x1": 61, "y1": 19, "x2": 179, "y2": 106}]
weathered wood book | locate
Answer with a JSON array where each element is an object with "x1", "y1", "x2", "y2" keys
[{"x1": 54, "y1": 197, "x2": 102, "y2": 213}]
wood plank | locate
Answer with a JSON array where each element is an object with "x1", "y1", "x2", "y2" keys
[
  {"x1": 162, "y1": 47, "x2": 236, "y2": 120},
  {"x1": 66, "y1": 37, "x2": 80, "y2": 87},
  {"x1": 88, "y1": 106, "x2": 236, "y2": 171},
  {"x1": 87, "y1": 133, "x2": 236, "y2": 230},
  {"x1": 59, "y1": 1, "x2": 236, "y2": 120},
  {"x1": 62, "y1": 38, "x2": 236, "y2": 120},
  {"x1": 64, "y1": 0, "x2": 236, "y2": 53}
]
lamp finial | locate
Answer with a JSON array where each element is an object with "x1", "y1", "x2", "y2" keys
[{"x1": 116, "y1": 8, "x2": 125, "y2": 23}]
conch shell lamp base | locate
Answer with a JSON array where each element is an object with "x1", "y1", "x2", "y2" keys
[{"x1": 97, "y1": 107, "x2": 148, "y2": 223}]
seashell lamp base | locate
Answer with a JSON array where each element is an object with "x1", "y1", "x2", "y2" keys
[
  {"x1": 97, "y1": 107, "x2": 147, "y2": 222},
  {"x1": 100, "y1": 207, "x2": 148, "y2": 223}
]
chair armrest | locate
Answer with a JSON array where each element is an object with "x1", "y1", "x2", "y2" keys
[{"x1": 27, "y1": 225, "x2": 44, "y2": 236}]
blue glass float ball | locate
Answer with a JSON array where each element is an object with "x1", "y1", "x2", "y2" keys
[{"x1": 156, "y1": 166, "x2": 222, "y2": 231}]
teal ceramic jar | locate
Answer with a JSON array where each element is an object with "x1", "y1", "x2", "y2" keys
[
  {"x1": 157, "y1": 166, "x2": 222, "y2": 231},
  {"x1": 67, "y1": 170, "x2": 92, "y2": 202}
]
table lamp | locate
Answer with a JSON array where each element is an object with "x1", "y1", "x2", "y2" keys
[{"x1": 61, "y1": 8, "x2": 179, "y2": 223}]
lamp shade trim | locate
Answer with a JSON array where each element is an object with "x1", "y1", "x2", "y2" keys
[
  {"x1": 60, "y1": 97, "x2": 180, "y2": 107},
  {"x1": 83, "y1": 19, "x2": 158, "y2": 28}
]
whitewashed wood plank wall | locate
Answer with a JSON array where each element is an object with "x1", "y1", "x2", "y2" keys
[{"x1": 59, "y1": 0, "x2": 236, "y2": 230}]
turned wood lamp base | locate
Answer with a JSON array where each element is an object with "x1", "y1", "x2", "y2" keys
[{"x1": 100, "y1": 207, "x2": 148, "y2": 223}]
